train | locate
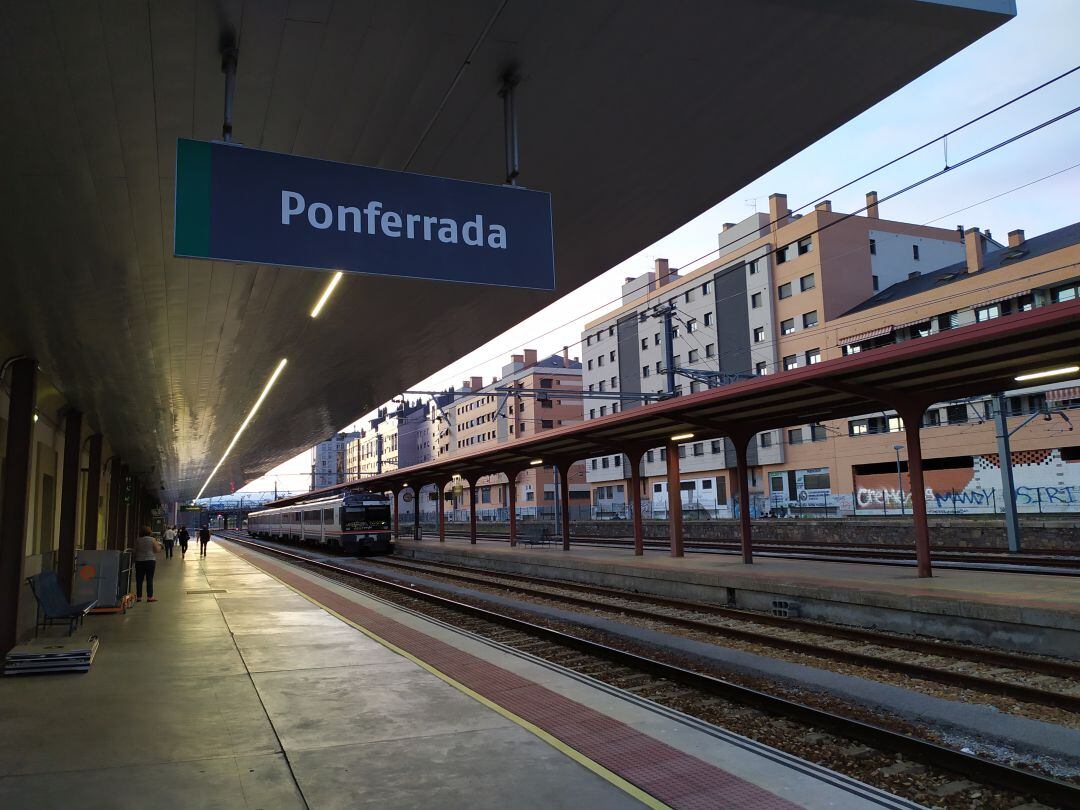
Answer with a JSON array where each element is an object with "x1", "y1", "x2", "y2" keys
[{"x1": 247, "y1": 491, "x2": 393, "y2": 555}]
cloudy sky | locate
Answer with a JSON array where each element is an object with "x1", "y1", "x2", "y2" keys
[{"x1": 238, "y1": 0, "x2": 1080, "y2": 497}]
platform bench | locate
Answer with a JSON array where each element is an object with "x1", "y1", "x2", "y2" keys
[{"x1": 517, "y1": 524, "x2": 553, "y2": 548}]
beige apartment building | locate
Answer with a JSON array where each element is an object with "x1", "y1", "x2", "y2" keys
[{"x1": 582, "y1": 193, "x2": 1080, "y2": 517}]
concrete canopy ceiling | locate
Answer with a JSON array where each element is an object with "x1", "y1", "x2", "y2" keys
[{"x1": 0, "y1": 0, "x2": 1013, "y2": 502}]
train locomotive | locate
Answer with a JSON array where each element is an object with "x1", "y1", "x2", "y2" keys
[{"x1": 247, "y1": 491, "x2": 393, "y2": 555}]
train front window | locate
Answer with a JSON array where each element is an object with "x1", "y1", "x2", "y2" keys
[{"x1": 342, "y1": 505, "x2": 391, "y2": 531}]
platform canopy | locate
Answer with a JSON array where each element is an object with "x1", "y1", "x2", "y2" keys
[{"x1": 0, "y1": 0, "x2": 1014, "y2": 500}]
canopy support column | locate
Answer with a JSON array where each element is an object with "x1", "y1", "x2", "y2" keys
[
  {"x1": 899, "y1": 404, "x2": 933, "y2": 578},
  {"x1": 557, "y1": 460, "x2": 573, "y2": 551},
  {"x1": 626, "y1": 446, "x2": 646, "y2": 556},
  {"x1": 732, "y1": 434, "x2": 754, "y2": 565},
  {"x1": 502, "y1": 469, "x2": 522, "y2": 547},
  {"x1": 83, "y1": 435, "x2": 103, "y2": 551},
  {"x1": 57, "y1": 410, "x2": 83, "y2": 597},
  {"x1": 0, "y1": 357, "x2": 36, "y2": 654},
  {"x1": 664, "y1": 440, "x2": 684, "y2": 557}
]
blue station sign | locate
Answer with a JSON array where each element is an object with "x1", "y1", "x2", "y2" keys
[{"x1": 174, "y1": 139, "x2": 554, "y2": 290}]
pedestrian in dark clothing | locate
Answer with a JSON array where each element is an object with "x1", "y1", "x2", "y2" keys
[
  {"x1": 177, "y1": 527, "x2": 189, "y2": 559},
  {"x1": 133, "y1": 526, "x2": 162, "y2": 602},
  {"x1": 199, "y1": 527, "x2": 211, "y2": 557}
]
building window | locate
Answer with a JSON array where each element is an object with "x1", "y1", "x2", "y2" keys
[
  {"x1": 671, "y1": 325, "x2": 680, "y2": 338},
  {"x1": 748, "y1": 259, "x2": 759, "y2": 275},
  {"x1": 677, "y1": 445, "x2": 686, "y2": 459},
  {"x1": 806, "y1": 348, "x2": 821, "y2": 365},
  {"x1": 591, "y1": 459, "x2": 597, "y2": 469},
  {"x1": 800, "y1": 273, "x2": 815, "y2": 291},
  {"x1": 759, "y1": 432, "x2": 773, "y2": 448},
  {"x1": 1052, "y1": 282, "x2": 1079, "y2": 302},
  {"x1": 541, "y1": 419, "x2": 554, "y2": 429},
  {"x1": 659, "y1": 448, "x2": 667, "y2": 461},
  {"x1": 788, "y1": 428, "x2": 803, "y2": 444},
  {"x1": 798, "y1": 237, "x2": 813, "y2": 255},
  {"x1": 586, "y1": 335, "x2": 592, "y2": 346},
  {"x1": 849, "y1": 419, "x2": 868, "y2": 436},
  {"x1": 754, "y1": 326, "x2": 766, "y2": 342},
  {"x1": 702, "y1": 281, "x2": 711, "y2": 295},
  {"x1": 641, "y1": 337, "x2": 648, "y2": 349},
  {"x1": 693, "y1": 442, "x2": 704, "y2": 456},
  {"x1": 975, "y1": 304, "x2": 1000, "y2": 322},
  {"x1": 751, "y1": 292, "x2": 762, "y2": 308},
  {"x1": 597, "y1": 355, "x2": 604, "y2": 367},
  {"x1": 912, "y1": 244, "x2": 920, "y2": 261},
  {"x1": 755, "y1": 361, "x2": 768, "y2": 375},
  {"x1": 872, "y1": 275, "x2": 880, "y2": 291},
  {"x1": 704, "y1": 312, "x2": 713, "y2": 326},
  {"x1": 946, "y1": 404, "x2": 968, "y2": 424},
  {"x1": 587, "y1": 359, "x2": 593, "y2": 370},
  {"x1": 811, "y1": 424, "x2": 827, "y2": 442},
  {"x1": 609, "y1": 350, "x2": 616, "y2": 362},
  {"x1": 778, "y1": 282, "x2": 792, "y2": 299},
  {"x1": 688, "y1": 349, "x2": 699, "y2": 363},
  {"x1": 705, "y1": 343, "x2": 715, "y2": 357},
  {"x1": 642, "y1": 365, "x2": 650, "y2": 377},
  {"x1": 781, "y1": 318, "x2": 795, "y2": 335},
  {"x1": 598, "y1": 380, "x2": 605, "y2": 392},
  {"x1": 610, "y1": 376, "x2": 618, "y2": 388},
  {"x1": 599, "y1": 406, "x2": 607, "y2": 416},
  {"x1": 687, "y1": 319, "x2": 698, "y2": 333},
  {"x1": 646, "y1": 450, "x2": 654, "y2": 462},
  {"x1": 614, "y1": 455, "x2": 621, "y2": 466},
  {"x1": 689, "y1": 381, "x2": 699, "y2": 394},
  {"x1": 869, "y1": 238, "x2": 876, "y2": 255},
  {"x1": 783, "y1": 354, "x2": 798, "y2": 371},
  {"x1": 656, "y1": 361, "x2": 662, "y2": 373},
  {"x1": 654, "y1": 332, "x2": 661, "y2": 345},
  {"x1": 609, "y1": 326, "x2": 615, "y2": 336},
  {"x1": 803, "y1": 310, "x2": 818, "y2": 328},
  {"x1": 710, "y1": 440, "x2": 722, "y2": 453},
  {"x1": 844, "y1": 344, "x2": 862, "y2": 355}
]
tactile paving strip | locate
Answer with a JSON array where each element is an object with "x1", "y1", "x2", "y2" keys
[{"x1": 228, "y1": 544, "x2": 802, "y2": 810}]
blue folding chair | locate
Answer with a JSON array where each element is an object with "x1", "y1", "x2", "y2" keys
[{"x1": 26, "y1": 571, "x2": 97, "y2": 636}]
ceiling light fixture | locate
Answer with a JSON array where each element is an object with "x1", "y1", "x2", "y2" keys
[
  {"x1": 310, "y1": 271, "x2": 344, "y2": 318},
  {"x1": 529, "y1": 458, "x2": 544, "y2": 466},
  {"x1": 1014, "y1": 364, "x2": 1079, "y2": 382},
  {"x1": 670, "y1": 432, "x2": 694, "y2": 441},
  {"x1": 195, "y1": 358, "x2": 288, "y2": 500}
]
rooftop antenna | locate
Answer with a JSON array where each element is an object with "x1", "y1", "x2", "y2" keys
[{"x1": 220, "y1": 31, "x2": 239, "y2": 143}]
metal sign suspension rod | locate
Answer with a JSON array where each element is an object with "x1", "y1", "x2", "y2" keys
[
  {"x1": 501, "y1": 72, "x2": 520, "y2": 186},
  {"x1": 221, "y1": 40, "x2": 238, "y2": 143}
]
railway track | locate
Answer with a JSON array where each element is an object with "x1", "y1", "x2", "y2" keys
[
  {"x1": 366, "y1": 555, "x2": 1080, "y2": 712},
  {"x1": 423, "y1": 529, "x2": 1080, "y2": 573},
  {"x1": 219, "y1": 533, "x2": 1080, "y2": 809}
]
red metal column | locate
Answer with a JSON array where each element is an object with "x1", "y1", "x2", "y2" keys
[
  {"x1": 56, "y1": 410, "x2": 83, "y2": 596},
  {"x1": 505, "y1": 469, "x2": 520, "y2": 547},
  {"x1": 733, "y1": 436, "x2": 754, "y2": 565},
  {"x1": 664, "y1": 441, "x2": 684, "y2": 557},
  {"x1": 558, "y1": 461, "x2": 572, "y2": 551},
  {"x1": 627, "y1": 448, "x2": 645, "y2": 556},
  {"x1": 0, "y1": 357, "x2": 37, "y2": 654},
  {"x1": 391, "y1": 487, "x2": 401, "y2": 540},
  {"x1": 901, "y1": 411, "x2": 933, "y2": 578},
  {"x1": 468, "y1": 477, "x2": 478, "y2": 544},
  {"x1": 412, "y1": 484, "x2": 422, "y2": 541},
  {"x1": 83, "y1": 435, "x2": 103, "y2": 550}
]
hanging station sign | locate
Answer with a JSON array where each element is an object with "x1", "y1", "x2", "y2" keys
[{"x1": 174, "y1": 139, "x2": 555, "y2": 290}]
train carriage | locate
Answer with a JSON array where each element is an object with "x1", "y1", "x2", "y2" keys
[{"x1": 248, "y1": 492, "x2": 392, "y2": 555}]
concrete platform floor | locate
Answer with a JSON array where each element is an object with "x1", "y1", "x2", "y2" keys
[
  {"x1": 0, "y1": 541, "x2": 920, "y2": 809},
  {"x1": 399, "y1": 534, "x2": 1080, "y2": 630}
]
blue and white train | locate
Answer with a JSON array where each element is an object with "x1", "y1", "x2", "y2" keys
[{"x1": 247, "y1": 491, "x2": 393, "y2": 555}]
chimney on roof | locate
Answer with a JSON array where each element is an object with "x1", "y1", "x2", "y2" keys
[
  {"x1": 964, "y1": 227, "x2": 984, "y2": 274},
  {"x1": 865, "y1": 191, "x2": 879, "y2": 218},
  {"x1": 470, "y1": 376, "x2": 483, "y2": 389},
  {"x1": 721, "y1": 222, "x2": 736, "y2": 232},
  {"x1": 815, "y1": 200, "x2": 832, "y2": 212},
  {"x1": 768, "y1": 193, "x2": 789, "y2": 232},
  {"x1": 562, "y1": 346, "x2": 570, "y2": 368},
  {"x1": 1008, "y1": 229, "x2": 1025, "y2": 247},
  {"x1": 511, "y1": 353, "x2": 523, "y2": 364},
  {"x1": 523, "y1": 349, "x2": 538, "y2": 366}
]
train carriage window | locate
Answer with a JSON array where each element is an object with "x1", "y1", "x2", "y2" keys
[
  {"x1": 343, "y1": 502, "x2": 392, "y2": 531},
  {"x1": 324, "y1": 509, "x2": 334, "y2": 521},
  {"x1": 304, "y1": 510, "x2": 319, "y2": 521}
]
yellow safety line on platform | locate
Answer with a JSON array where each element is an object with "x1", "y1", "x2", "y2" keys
[{"x1": 217, "y1": 541, "x2": 670, "y2": 810}]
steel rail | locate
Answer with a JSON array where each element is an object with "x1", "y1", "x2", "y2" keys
[{"x1": 221, "y1": 534, "x2": 1080, "y2": 809}]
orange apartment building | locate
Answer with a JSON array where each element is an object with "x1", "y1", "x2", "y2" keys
[{"x1": 583, "y1": 193, "x2": 1080, "y2": 517}]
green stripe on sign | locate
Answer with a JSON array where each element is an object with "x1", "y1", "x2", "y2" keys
[{"x1": 174, "y1": 138, "x2": 212, "y2": 257}]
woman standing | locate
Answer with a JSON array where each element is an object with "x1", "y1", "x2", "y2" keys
[{"x1": 133, "y1": 526, "x2": 162, "y2": 602}]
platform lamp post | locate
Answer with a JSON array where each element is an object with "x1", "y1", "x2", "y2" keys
[{"x1": 893, "y1": 444, "x2": 905, "y2": 516}]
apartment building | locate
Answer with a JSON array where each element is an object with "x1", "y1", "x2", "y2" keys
[
  {"x1": 448, "y1": 350, "x2": 590, "y2": 517},
  {"x1": 311, "y1": 431, "x2": 360, "y2": 489},
  {"x1": 581, "y1": 193, "x2": 1080, "y2": 516},
  {"x1": 347, "y1": 400, "x2": 428, "y2": 481}
]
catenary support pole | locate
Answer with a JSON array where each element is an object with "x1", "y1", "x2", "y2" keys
[
  {"x1": 0, "y1": 357, "x2": 37, "y2": 654},
  {"x1": 900, "y1": 408, "x2": 933, "y2": 578},
  {"x1": 993, "y1": 393, "x2": 1022, "y2": 553},
  {"x1": 733, "y1": 435, "x2": 754, "y2": 565},
  {"x1": 83, "y1": 435, "x2": 103, "y2": 551},
  {"x1": 391, "y1": 487, "x2": 401, "y2": 540},
  {"x1": 664, "y1": 440, "x2": 684, "y2": 557},
  {"x1": 435, "y1": 479, "x2": 449, "y2": 543},
  {"x1": 468, "y1": 477, "x2": 478, "y2": 544},
  {"x1": 56, "y1": 410, "x2": 83, "y2": 597}
]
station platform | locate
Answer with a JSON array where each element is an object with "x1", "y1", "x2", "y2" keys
[
  {"x1": 398, "y1": 535, "x2": 1080, "y2": 658},
  {"x1": 0, "y1": 541, "x2": 920, "y2": 810}
]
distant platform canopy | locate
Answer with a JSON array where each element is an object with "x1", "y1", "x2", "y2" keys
[{"x1": 0, "y1": 0, "x2": 1015, "y2": 501}]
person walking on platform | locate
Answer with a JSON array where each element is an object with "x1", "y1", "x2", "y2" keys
[
  {"x1": 163, "y1": 525, "x2": 176, "y2": 559},
  {"x1": 133, "y1": 526, "x2": 162, "y2": 602},
  {"x1": 177, "y1": 526, "x2": 189, "y2": 559},
  {"x1": 199, "y1": 526, "x2": 211, "y2": 557}
]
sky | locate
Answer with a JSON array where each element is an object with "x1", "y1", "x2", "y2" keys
[{"x1": 237, "y1": 0, "x2": 1080, "y2": 498}]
